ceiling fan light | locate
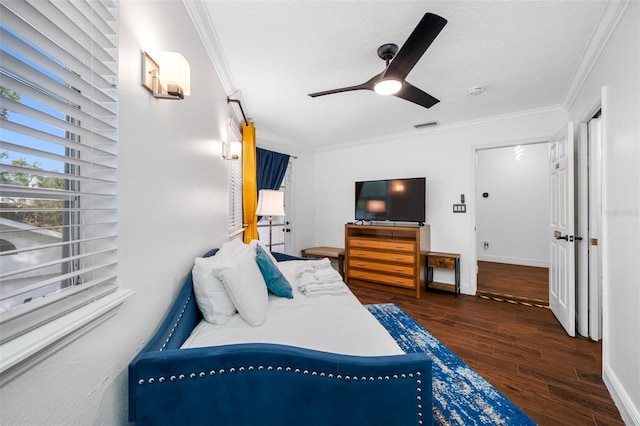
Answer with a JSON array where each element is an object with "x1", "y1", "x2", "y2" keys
[{"x1": 374, "y1": 79, "x2": 402, "y2": 95}]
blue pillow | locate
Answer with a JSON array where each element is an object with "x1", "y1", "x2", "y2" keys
[{"x1": 255, "y1": 244, "x2": 293, "y2": 299}]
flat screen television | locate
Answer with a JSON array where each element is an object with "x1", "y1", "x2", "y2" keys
[{"x1": 355, "y1": 177, "x2": 426, "y2": 223}]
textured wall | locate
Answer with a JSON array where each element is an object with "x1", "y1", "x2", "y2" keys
[{"x1": 0, "y1": 1, "x2": 230, "y2": 424}]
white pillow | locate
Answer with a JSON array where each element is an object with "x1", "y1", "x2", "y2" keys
[
  {"x1": 217, "y1": 238, "x2": 244, "y2": 258},
  {"x1": 191, "y1": 239, "x2": 245, "y2": 324},
  {"x1": 215, "y1": 244, "x2": 269, "y2": 326},
  {"x1": 192, "y1": 256, "x2": 236, "y2": 324}
]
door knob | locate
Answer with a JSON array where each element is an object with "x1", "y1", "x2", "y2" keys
[{"x1": 554, "y1": 230, "x2": 568, "y2": 241}]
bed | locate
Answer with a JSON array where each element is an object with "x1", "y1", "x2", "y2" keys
[{"x1": 128, "y1": 242, "x2": 433, "y2": 425}]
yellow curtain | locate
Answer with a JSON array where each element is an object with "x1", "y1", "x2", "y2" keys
[{"x1": 242, "y1": 121, "x2": 259, "y2": 243}]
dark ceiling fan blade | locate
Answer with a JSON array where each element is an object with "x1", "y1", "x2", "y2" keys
[
  {"x1": 394, "y1": 81, "x2": 440, "y2": 109},
  {"x1": 307, "y1": 72, "x2": 381, "y2": 97},
  {"x1": 383, "y1": 13, "x2": 447, "y2": 82},
  {"x1": 307, "y1": 83, "x2": 370, "y2": 97}
]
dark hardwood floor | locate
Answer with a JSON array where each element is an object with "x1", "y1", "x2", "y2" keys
[
  {"x1": 477, "y1": 261, "x2": 549, "y2": 305},
  {"x1": 350, "y1": 284, "x2": 623, "y2": 425}
]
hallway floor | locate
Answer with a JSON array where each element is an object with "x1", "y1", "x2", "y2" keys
[{"x1": 477, "y1": 261, "x2": 549, "y2": 306}]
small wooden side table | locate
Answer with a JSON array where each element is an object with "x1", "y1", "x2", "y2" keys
[
  {"x1": 426, "y1": 251, "x2": 461, "y2": 296},
  {"x1": 300, "y1": 246, "x2": 345, "y2": 279}
]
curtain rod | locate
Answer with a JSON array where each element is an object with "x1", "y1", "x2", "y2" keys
[
  {"x1": 227, "y1": 96, "x2": 248, "y2": 126},
  {"x1": 227, "y1": 96, "x2": 298, "y2": 159}
]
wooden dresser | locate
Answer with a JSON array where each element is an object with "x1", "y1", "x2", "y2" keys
[{"x1": 345, "y1": 224, "x2": 431, "y2": 298}]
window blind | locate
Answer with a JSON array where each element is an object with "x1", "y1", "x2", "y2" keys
[
  {"x1": 0, "y1": 0, "x2": 118, "y2": 344},
  {"x1": 227, "y1": 120, "x2": 243, "y2": 236}
]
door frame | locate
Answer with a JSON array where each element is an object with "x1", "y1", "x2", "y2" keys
[
  {"x1": 470, "y1": 136, "x2": 556, "y2": 296},
  {"x1": 577, "y1": 96, "x2": 605, "y2": 341}
]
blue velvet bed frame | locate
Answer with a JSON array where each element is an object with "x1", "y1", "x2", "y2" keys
[{"x1": 129, "y1": 249, "x2": 433, "y2": 425}]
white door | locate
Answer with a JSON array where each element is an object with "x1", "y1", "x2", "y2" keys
[
  {"x1": 588, "y1": 116, "x2": 602, "y2": 341},
  {"x1": 549, "y1": 122, "x2": 576, "y2": 337}
]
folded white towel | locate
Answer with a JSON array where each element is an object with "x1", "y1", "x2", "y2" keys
[
  {"x1": 314, "y1": 267, "x2": 337, "y2": 278},
  {"x1": 312, "y1": 258, "x2": 331, "y2": 269},
  {"x1": 294, "y1": 264, "x2": 315, "y2": 278},
  {"x1": 295, "y1": 258, "x2": 335, "y2": 278},
  {"x1": 297, "y1": 272, "x2": 319, "y2": 290},
  {"x1": 300, "y1": 282, "x2": 348, "y2": 297},
  {"x1": 297, "y1": 270, "x2": 343, "y2": 291},
  {"x1": 314, "y1": 271, "x2": 342, "y2": 283}
]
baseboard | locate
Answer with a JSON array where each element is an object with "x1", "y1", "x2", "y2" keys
[
  {"x1": 603, "y1": 362, "x2": 639, "y2": 425},
  {"x1": 477, "y1": 255, "x2": 549, "y2": 268}
]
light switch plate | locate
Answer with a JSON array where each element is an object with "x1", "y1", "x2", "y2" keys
[{"x1": 453, "y1": 204, "x2": 466, "y2": 213}]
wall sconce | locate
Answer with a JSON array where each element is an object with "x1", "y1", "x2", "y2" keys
[
  {"x1": 223, "y1": 141, "x2": 242, "y2": 160},
  {"x1": 142, "y1": 51, "x2": 190, "y2": 100}
]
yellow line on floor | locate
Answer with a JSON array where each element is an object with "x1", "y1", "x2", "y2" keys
[{"x1": 477, "y1": 293, "x2": 550, "y2": 309}]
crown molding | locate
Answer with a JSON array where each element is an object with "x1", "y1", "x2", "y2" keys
[
  {"x1": 183, "y1": 0, "x2": 248, "y2": 126},
  {"x1": 562, "y1": 0, "x2": 631, "y2": 111},
  {"x1": 317, "y1": 105, "x2": 567, "y2": 152},
  {"x1": 183, "y1": 1, "x2": 235, "y2": 94}
]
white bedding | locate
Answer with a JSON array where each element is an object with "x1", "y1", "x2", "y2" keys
[{"x1": 181, "y1": 260, "x2": 404, "y2": 356}]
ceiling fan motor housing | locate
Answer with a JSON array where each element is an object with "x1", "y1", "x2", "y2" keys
[{"x1": 377, "y1": 43, "x2": 399, "y2": 63}]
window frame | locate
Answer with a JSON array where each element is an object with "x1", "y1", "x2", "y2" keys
[{"x1": 0, "y1": 0, "x2": 132, "y2": 383}]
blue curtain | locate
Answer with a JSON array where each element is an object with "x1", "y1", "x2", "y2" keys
[{"x1": 257, "y1": 148, "x2": 290, "y2": 191}]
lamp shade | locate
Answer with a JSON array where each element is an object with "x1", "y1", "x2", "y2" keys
[
  {"x1": 158, "y1": 51, "x2": 190, "y2": 96},
  {"x1": 256, "y1": 190, "x2": 285, "y2": 216}
]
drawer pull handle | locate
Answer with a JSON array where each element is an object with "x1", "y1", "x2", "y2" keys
[{"x1": 395, "y1": 257, "x2": 404, "y2": 260}]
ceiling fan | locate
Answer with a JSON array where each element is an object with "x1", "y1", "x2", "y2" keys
[{"x1": 307, "y1": 12, "x2": 447, "y2": 109}]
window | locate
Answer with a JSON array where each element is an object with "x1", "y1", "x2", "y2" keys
[
  {"x1": 0, "y1": 1, "x2": 119, "y2": 345},
  {"x1": 227, "y1": 119, "x2": 243, "y2": 238}
]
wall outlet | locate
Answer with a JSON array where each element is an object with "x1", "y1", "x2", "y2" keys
[{"x1": 483, "y1": 241, "x2": 489, "y2": 249}]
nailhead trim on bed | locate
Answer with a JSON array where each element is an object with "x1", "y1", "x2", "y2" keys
[
  {"x1": 138, "y1": 368, "x2": 421, "y2": 385},
  {"x1": 160, "y1": 295, "x2": 193, "y2": 351},
  {"x1": 137, "y1": 368, "x2": 424, "y2": 422}
]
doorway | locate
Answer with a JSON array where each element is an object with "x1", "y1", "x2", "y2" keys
[
  {"x1": 257, "y1": 160, "x2": 294, "y2": 254},
  {"x1": 475, "y1": 143, "x2": 550, "y2": 305}
]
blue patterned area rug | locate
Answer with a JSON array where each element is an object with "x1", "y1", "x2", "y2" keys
[{"x1": 366, "y1": 303, "x2": 537, "y2": 426}]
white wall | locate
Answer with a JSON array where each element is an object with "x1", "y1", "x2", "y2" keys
[
  {"x1": 0, "y1": 1, "x2": 232, "y2": 424},
  {"x1": 476, "y1": 143, "x2": 550, "y2": 267},
  {"x1": 314, "y1": 109, "x2": 566, "y2": 295},
  {"x1": 567, "y1": 2, "x2": 640, "y2": 423}
]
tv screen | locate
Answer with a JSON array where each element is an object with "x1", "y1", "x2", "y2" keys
[{"x1": 355, "y1": 177, "x2": 426, "y2": 223}]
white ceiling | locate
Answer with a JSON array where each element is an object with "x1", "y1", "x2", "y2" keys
[{"x1": 187, "y1": 1, "x2": 610, "y2": 149}]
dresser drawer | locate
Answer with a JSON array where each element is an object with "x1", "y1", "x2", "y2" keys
[
  {"x1": 348, "y1": 238, "x2": 415, "y2": 253},
  {"x1": 428, "y1": 255, "x2": 456, "y2": 269},
  {"x1": 347, "y1": 270, "x2": 415, "y2": 289},
  {"x1": 348, "y1": 259, "x2": 415, "y2": 276},
  {"x1": 349, "y1": 249, "x2": 415, "y2": 264}
]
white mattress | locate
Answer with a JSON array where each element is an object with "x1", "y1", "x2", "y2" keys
[{"x1": 181, "y1": 260, "x2": 404, "y2": 356}]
